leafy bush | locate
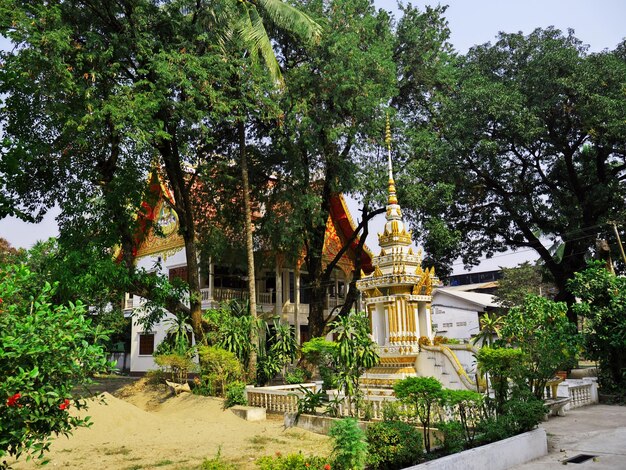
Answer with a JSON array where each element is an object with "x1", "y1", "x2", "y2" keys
[
  {"x1": 476, "y1": 347, "x2": 524, "y2": 415},
  {"x1": 223, "y1": 381, "x2": 247, "y2": 409},
  {"x1": 476, "y1": 394, "x2": 546, "y2": 444},
  {"x1": 443, "y1": 389, "x2": 484, "y2": 446},
  {"x1": 256, "y1": 452, "x2": 331, "y2": 469},
  {"x1": 154, "y1": 353, "x2": 196, "y2": 384},
  {"x1": 0, "y1": 265, "x2": 110, "y2": 465},
  {"x1": 366, "y1": 421, "x2": 423, "y2": 469},
  {"x1": 256, "y1": 349, "x2": 283, "y2": 386},
  {"x1": 201, "y1": 448, "x2": 237, "y2": 469},
  {"x1": 436, "y1": 420, "x2": 465, "y2": 454},
  {"x1": 393, "y1": 377, "x2": 444, "y2": 452},
  {"x1": 285, "y1": 367, "x2": 310, "y2": 384},
  {"x1": 381, "y1": 400, "x2": 403, "y2": 422},
  {"x1": 295, "y1": 387, "x2": 325, "y2": 416},
  {"x1": 198, "y1": 346, "x2": 243, "y2": 397},
  {"x1": 301, "y1": 337, "x2": 338, "y2": 390},
  {"x1": 329, "y1": 417, "x2": 368, "y2": 470}
]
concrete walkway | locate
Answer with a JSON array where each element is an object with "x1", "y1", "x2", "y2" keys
[{"x1": 512, "y1": 404, "x2": 626, "y2": 469}]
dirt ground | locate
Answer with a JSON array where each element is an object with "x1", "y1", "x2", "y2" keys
[{"x1": 9, "y1": 377, "x2": 331, "y2": 470}]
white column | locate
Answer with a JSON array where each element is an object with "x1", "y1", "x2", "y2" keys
[
  {"x1": 275, "y1": 260, "x2": 283, "y2": 320},
  {"x1": 208, "y1": 258, "x2": 214, "y2": 301},
  {"x1": 294, "y1": 266, "x2": 301, "y2": 345}
]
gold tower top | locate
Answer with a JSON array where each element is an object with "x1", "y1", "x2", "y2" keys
[{"x1": 379, "y1": 118, "x2": 412, "y2": 248}]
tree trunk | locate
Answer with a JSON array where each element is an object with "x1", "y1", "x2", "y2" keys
[{"x1": 239, "y1": 120, "x2": 258, "y2": 381}]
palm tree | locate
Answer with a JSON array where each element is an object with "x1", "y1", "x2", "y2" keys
[
  {"x1": 229, "y1": 0, "x2": 321, "y2": 380},
  {"x1": 472, "y1": 312, "x2": 504, "y2": 347}
]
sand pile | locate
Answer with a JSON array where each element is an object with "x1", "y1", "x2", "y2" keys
[{"x1": 10, "y1": 385, "x2": 331, "y2": 470}]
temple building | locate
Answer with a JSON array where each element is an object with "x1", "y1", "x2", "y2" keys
[
  {"x1": 123, "y1": 171, "x2": 374, "y2": 373},
  {"x1": 357, "y1": 122, "x2": 482, "y2": 392}
]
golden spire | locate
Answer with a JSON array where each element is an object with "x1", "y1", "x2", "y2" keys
[{"x1": 386, "y1": 115, "x2": 398, "y2": 205}]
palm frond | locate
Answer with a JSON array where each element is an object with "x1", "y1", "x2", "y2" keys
[
  {"x1": 237, "y1": 4, "x2": 283, "y2": 83},
  {"x1": 256, "y1": 0, "x2": 322, "y2": 43}
]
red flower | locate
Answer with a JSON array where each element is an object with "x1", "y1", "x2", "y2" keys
[
  {"x1": 59, "y1": 399, "x2": 70, "y2": 410},
  {"x1": 324, "y1": 464, "x2": 331, "y2": 470},
  {"x1": 6, "y1": 393, "x2": 21, "y2": 407}
]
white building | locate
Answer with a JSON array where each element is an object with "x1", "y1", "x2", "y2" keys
[{"x1": 431, "y1": 288, "x2": 498, "y2": 341}]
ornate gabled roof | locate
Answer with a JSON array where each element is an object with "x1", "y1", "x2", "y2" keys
[{"x1": 124, "y1": 170, "x2": 373, "y2": 271}]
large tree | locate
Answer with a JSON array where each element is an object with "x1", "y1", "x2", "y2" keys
[
  {"x1": 262, "y1": 0, "x2": 398, "y2": 337},
  {"x1": 402, "y1": 28, "x2": 626, "y2": 309},
  {"x1": 0, "y1": 0, "x2": 318, "y2": 346}
]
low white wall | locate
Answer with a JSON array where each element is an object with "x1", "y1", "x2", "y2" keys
[{"x1": 404, "y1": 428, "x2": 547, "y2": 470}]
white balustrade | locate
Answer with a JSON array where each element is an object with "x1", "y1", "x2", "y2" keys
[{"x1": 245, "y1": 383, "x2": 318, "y2": 414}]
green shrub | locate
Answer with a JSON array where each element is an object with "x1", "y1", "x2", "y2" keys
[
  {"x1": 366, "y1": 421, "x2": 423, "y2": 469},
  {"x1": 436, "y1": 420, "x2": 465, "y2": 454},
  {"x1": 154, "y1": 353, "x2": 195, "y2": 384},
  {"x1": 381, "y1": 400, "x2": 403, "y2": 422},
  {"x1": 329, "y1": 417, "x2": 368, "y2": 470},
  {"x1": 295, "y1": 387, "x2": 325, "y2": 416},
  {"x1": 145, "y1": 368, "x2": 167, "y2": 386},
  {"x1": 476, "y1": 394, "x2": 546, "y2": 444},
  {"x1": 201, "y1": 448, "x2": 237, "y2": 469},
  {"x1": 256, "y1": 452, "x2": 331, "y2": 469},
  {"x1": 393, "y1": 377, "x2": 445, "y2": 453},
  {"x1": 223, "y1": 381, "x2": 247, "y2": 409},
  {"x1": 198, "y1": 346, "x2": 243, "y2": 397},
  {"x1": 0, "y1": 265, "x2": 111, "y2": 465},
  {"x1": 285, "y1": 367, "x2": 310, "y2": 384}
]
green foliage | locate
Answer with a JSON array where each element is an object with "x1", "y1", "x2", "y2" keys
[
  {"x1": 328, "y1": 417, "x2": 368, "y2": 470},
  {"x1": 201, "y1": 448, "x2": 237, "y2": 470},
  {"x1": 436, "y1": 421, "x2": 465, "y2": 454},
  {"x1": 401, "y1": 27, "x2": 626, "y2": 299},
  {"x1": 262, "y1": 0, "x2": 398, "y2": 336},
  {"x1": 443, "y1": 389, "x2": 484, "y2": 446},
  {"x1": 330, "y1": 312, "x2": 379, "y2": 416},
  {"x1": 471, "y1": 313, "x2": 504, "y2": 347},
  {"x1": 301, "y1": 337, "x2": 338, "y2": 390},
  {"x1": 284, "y1": 367, "x2": 310, "y2": 385},
  {"x1": 393, "y1": 377, "x2": 444, "y2": 452},
  {"x1": 216, "y1": 307, "x2": 257, "y2": 370},
  {"x1": 197, "y1": 346, "x2": 244, "y2": 397},
  {"x1": 295, "y1": 387, "x2": 325, "y2": 416},
  {"x1": 223, "y1": 381, "x2": 247, "y2": 409},
  {"x1": 256, "y1": 452, "x2": 331, "y2": 470},
  {"x1": 381, "y1": 401, "x2": 403, "y2": 422},
  {"x1": 153, "y1": 353, "x2": 196, "y2": 385},
  {"x1": 0, "y1": 265, "x2": 111, "y2": 465},
  {"x1": 501, "y1": 295, "x2": 580, "y2": 398},
  {"x1": 495, "y1": 262, "x2": 553, "y2": 309},
  {"x1": 476, "y1": 394, "x2": 546, "y2": 444},
  {"x1": 365, "y1": 421, "x2": 423, "y2": 470},
  {"x1": 476, "y1": 347, "x2": 524, "y2": 415},
  {"x1": 569, "y1": 262, "x2": 626, "y2": 396}
]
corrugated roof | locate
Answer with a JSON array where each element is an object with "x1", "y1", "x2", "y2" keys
[
  {"x1": 434, "y1": 288, "x2": 499, "y2": 308},
  {"x1": 445, "y1": 281, "x2": 499, "y2": 291}
]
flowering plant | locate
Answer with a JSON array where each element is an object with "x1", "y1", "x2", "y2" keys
[{"x1": 0, "y1": 265, "x2": 111, "y2": 467}]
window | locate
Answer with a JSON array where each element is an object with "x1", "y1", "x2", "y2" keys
[
  {"x1": 456, "y1": 322, "x2": 467, "y2": 327},
  {"x1": 169, "y1": 265, "x2": 188, "y2": 283},
  {"x1": 139, "y1": 333, "x2": 155, "y2": 355},
  {"x1": 443, "y1": 322, "x2": 453, "y2": 328}
]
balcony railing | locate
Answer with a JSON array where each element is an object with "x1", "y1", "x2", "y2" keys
[{"x1": 200, "y1": 288, "x2": 274, "y2": 305}]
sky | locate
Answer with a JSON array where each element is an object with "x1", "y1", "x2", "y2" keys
[{"x1": 1, "y1": 0, "x2": 625, "y2": 273}]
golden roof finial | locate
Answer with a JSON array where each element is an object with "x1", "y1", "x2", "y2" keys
[{"x1": 385, "y1": 114, "x2": 398, "y2": 205}]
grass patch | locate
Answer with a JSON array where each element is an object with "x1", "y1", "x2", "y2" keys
[
  {"x1": 124, "y1": 465, "x2": 142, "y2": 470},
  {"x1": 104, "y1": 446, "x2": 132, "y2": 456},
  {"x1": 153, "y1": 460, "x2": 174, "y2": 467},
  {"x1": 247, "y1": 435, "x2": 284, "y2": 446}
]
